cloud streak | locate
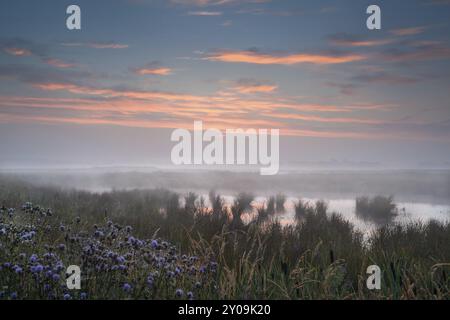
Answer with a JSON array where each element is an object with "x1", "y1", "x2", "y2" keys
[
  {"x1": 187, "y1": 11, "x2": 222, "y2": 15},
  {"x1": 206, "y1": 50, "x2": 365, "y2": 65},
  {"x1": 61, "y1": 42, "x2": 129, "y2": 49},
  {"x1": 133, "y1": 62, "x2": 173, "y2": 76},
  {"x1": 328, "y1": 33, "x2": 394, "y2": 47},
  {"x1": 390, "y1": 26, "x2": 428, "y2": 36}
]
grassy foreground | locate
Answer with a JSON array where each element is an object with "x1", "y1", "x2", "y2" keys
[{"x1": 0, "y1": 179, "x2": 449, "y2": 300}]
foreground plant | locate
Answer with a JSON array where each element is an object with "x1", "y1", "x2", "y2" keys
[{"x1": 0, "y1": 203, "x2": 218, "y2": 300}]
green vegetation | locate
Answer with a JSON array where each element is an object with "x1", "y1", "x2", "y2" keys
[{"x1": 0, "y1": 178, "x2": 449, "y2": 300}]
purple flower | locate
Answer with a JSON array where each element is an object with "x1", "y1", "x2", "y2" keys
[
  {"x1": 122, "y1": 283, "x2": 132, "y2": 293},
  {"x1": 118, "y1": 264, "x2": 127, "y2": 271},
  {"x1": 63, "y1": 293, "x2": 71, "y2": 300},
  {"x1": 54, "y1": 262, "x2": 64, "y2": 272},
  {"x1": 32, "y1": 264, "x2": 44, "y2": 273},
  {"x1": 187, "y1": 291, "x2": 194, "y2": 300},
  {"x1": 146, "y1": 276, "x2": 154, "y2": 287},
  {"x1": 14, "y1": 265, "x2": 23, "y2": 274},
  {"x1": 127, "y1": 236, "x2": 136, "y2": 245},
  {"x1": 116, "y1": 256, "x2": 125, "y2": 264},
  {"x1": 52, "y1": 273, "x2": 60, "y2": 281},
  {"x1": 94, "y1": 230, "x2": 104, "y2": 238},
  {"x1": 175, "y1": 289, "x2": 184, "y2": 298},
  {"x1": 10, "y1": 292, "x2": 18, "y2": 299},
  {"x1": 58, "y1": 244, "x2": 66, "y2": 251},
  {"x1": 80, "y1": 292, "x2": 87, "y2": 300},
  {"x1": 29, "y1": 254, "x2": 38, "y2": 263},
  {"x1": 151, "y1": 240, "x2": 158, "y2": 249}
]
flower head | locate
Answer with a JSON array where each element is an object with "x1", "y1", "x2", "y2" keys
[
  {"x1": 175, "y1": 289, "x2": 184, "y2": 298},
  {"x1": 122, "y1": 283, "x2": 132, "y2": 293}
]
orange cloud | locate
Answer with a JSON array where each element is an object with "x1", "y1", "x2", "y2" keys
[
  {"x1": 44, "y1": 58, "x2": 76, "y2": 68},
  {"x1": 206, "y1": 50, "x2": 365, "y2": 65},
  {"x1": 233, "y1": 84, "x2": 277, "y2": 94},
  {"x1": 390, "y1": 26, "x2": 427, "y2": 36},
  {"x1": 135, "y1": 67, "x2": 172, "y2": 76},
  {"x1": 4, "y1": 80, "x2": 403, "y2": 140},
  {"x1": 331, "y1": 38, "x2": 393, "y2": 47},
  {"x1": 3, "y1": 47, "x2": 32, "y2": 56},
  {"x1": 265, "y1": 112, "x2": 384, "y2": 125}
]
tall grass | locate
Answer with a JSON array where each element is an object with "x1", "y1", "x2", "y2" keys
[{"x1": 0, "y1": 178, "x2": 448, "y2": 300}]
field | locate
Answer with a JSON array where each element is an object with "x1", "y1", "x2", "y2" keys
[{"x1": 0, "y1": 175, "x2": 449, "y2": 300}]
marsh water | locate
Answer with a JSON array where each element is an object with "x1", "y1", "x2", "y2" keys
[
  {"x1": 210, "y1": 195, "x2": 450, "y2": 232},
  {"x1": 2, "y1": 168, "x2": 449, "y2": 233}
]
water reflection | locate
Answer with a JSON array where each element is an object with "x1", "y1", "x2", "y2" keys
[{"x1": 198, "y1": 194, "x2": 450, "y2": 233}]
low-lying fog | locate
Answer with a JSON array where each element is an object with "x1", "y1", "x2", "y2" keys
[{"x1": 1, "y1": 168, "x2": 449, "y2": 231}]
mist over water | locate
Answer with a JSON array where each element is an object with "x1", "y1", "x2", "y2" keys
[{"x1": 1, "y1": 167, "x2": 449, "y2": 233}]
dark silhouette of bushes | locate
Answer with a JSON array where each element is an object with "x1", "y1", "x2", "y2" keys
[{"x1": 356, "y1": 195, "x2": 398, "y2": 225}]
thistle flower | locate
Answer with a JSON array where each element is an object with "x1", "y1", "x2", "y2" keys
[
  {"x1": 13, "y1": 265, "x2": 23, "y2": 274},
  {"x1": 122, "y1": 283, "x2": 132, "y2": 293},
  {"x1": 94, "y1": 230, "x2": 104, "y2": 238},
  {"x1": 118, "y1": 264, "x2": 127, "y2": 271},
  {"x1": 175, "y1": 289, "x2": 184, "y2": 298},
  {"x1": 166, "y1": 271, "x2": 175, "y2": 278},
  {"x1": 146, "y1": 276, "x2": 154, "y2": 287},
  {"x1": 31, "y1": 264, "x2": 44, "y2": 273},
  {"x1": 127, "y1": 236, "x2": 136, "y2": 245}
]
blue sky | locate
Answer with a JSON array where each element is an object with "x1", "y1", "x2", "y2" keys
[{"x1": 0, "y1": 0, "x2": 450, "y2": 168}]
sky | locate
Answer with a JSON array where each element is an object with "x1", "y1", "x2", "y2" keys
[{"x1": 0, "y1": 0, "x2": 450, "y2": 169}]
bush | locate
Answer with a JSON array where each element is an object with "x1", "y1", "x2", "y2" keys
[{"x1": 356, "y1": 195, "x2": 397, "y2": 225}]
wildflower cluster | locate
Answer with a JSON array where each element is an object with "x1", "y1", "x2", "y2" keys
[{"x1": 0, "y1": 203, "x2": 218, "y2": 300}]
